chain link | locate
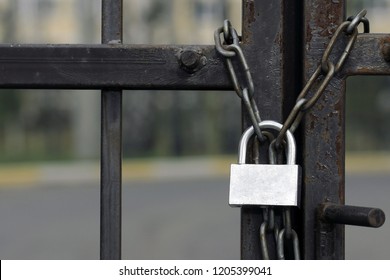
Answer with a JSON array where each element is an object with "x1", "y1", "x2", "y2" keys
[
  {"x1": 277, "y1": 228, "x2": 300, "y2": 260},
  {"x1": 346, "y1": 9, "x2": 370, "y2": 34},
  {"x1": 260, "y1": 208, "x2": 279, "y2": 260},
  {"x1": 214, "y1": 20, "x2": 265, "y2": 142},
  {"x1": 259, "y1": 207, "x2": 300, "y2": 260}
]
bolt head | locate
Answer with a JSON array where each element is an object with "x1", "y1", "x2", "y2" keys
[{"x1": 180, "y1": 50, "x2": 200, "y2": 69}]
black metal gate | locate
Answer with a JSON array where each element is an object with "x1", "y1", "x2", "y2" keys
[{"x1": 0, "y1": 0, "x2": 388, "y2": 259}]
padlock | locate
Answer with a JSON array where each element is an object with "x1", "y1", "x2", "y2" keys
[{"x1": 229, "y1": 120, "x2": 301, "y2": 207}]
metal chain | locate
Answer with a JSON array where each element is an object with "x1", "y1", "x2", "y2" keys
[
  {"x1": 269, "y1": 143, "x2": 301, "y2": 260},
  {"x1": 277, "y1": 207, "x2": 300, "y2": 260},
  {"x1": 259, "y1": 205, "x2": 300, "y2": 260},
  {"x1": 275, "y1": 9, "x2": 369, "y2": 148},
  {"x1": 259, "y1": 208, "x2": 279, "y2": 260},
  {"x1": 277, "y1": 228, "x2": 300, "y2": 260},
  {"x1": 214, "y1": 20, "x2": 265, "y2": 142}
]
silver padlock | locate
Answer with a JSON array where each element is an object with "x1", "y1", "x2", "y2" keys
[{"x1": 229, "y1": 120, "x2": 301, "y2": 207}]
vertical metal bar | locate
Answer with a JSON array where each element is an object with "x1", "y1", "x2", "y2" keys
[
  {"x1": 240, "y1": 0, "x2": 302, "y2": 259},
  {"x1": 100, "y1": 0, "x2": 123, "y2": 260},
  {"x1": 302, "y1": 0, "x2": 345, "y2": 259}
]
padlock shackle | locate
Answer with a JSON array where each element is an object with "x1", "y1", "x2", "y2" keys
[{"x1": 238, "y1": 120, "x2": 296, "y2": 164}]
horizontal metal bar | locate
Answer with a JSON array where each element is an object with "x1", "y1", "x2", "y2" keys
[
  {"x1": 1, "y1": 34, "x2": 389, "y2": 90},
  {"x1": 0, "y1": 44, "x2": 231, "y2": 90},
  {"x1": 342, "y1": 34, "x2": 390, "y2": 76}
]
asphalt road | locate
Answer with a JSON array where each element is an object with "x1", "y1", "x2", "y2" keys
[{"x1": 0, "y1": 174, "x2": 389, "y2": 260}]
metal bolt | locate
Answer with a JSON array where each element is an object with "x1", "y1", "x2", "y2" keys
[
  {"x1": 181, "y1": 50, "x2": 200, "y2": 69},
  {"x1": 178, "y1": 49, "x2": 206, "y2": 73}
]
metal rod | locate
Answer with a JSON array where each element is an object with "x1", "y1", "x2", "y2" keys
[
  {"x1": 320, "y1": 203, "x2": 386, "y2": 228},
  {"x1": 100, "y1": 0, "x2": 123, "y2": 260},
  {"x1": 0, "y1": 35, "x2": 390, "y2": 89}
]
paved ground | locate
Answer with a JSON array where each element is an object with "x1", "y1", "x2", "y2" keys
[
  {"x1": 0, "y1": 156, "x2": 389, "y2": 259},
  {"x1": 0, "y1": 177, "x2": 240, "y2": 259}
]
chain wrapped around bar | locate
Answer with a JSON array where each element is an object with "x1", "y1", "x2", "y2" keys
[
  {"x1": 214, "y1": 20, "x2": 265, "y2": 142},
  {"x1": 274, "y1": 9, "x2": 370, "y2": 148},
  {"x1": 265, "y1": 9, "x2": 368, "y2": 260}
]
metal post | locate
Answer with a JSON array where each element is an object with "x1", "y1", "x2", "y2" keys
[
  {"x1": 240, "y1": 0, "x2": 302, "y2": 259},
  {"x1": 302, "y1": 0, "x2": 345, "y2": 259},
  {"x1": 100, "y1": 0, "x2": 123, "y2": 260}
]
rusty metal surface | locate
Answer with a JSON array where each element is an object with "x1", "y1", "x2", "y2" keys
[
  {"x1": 0, "y1": 44, "x2": 230, "y2": 90},
  {"x1": 241, "y1": 0, "x2": 280, "y2": 260},
  {"x1": 0, "y1": 38, "x2": 389, "y2": 90},
  {"x1": 240, "y1": 0, "x2": 302, "y2": 259},
  {"x1": 342, "y1": 34, "x2": 390, "y2": 76},
  {"x1": 302, "y1": 0, "x2": 345, "y2": 260}
]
